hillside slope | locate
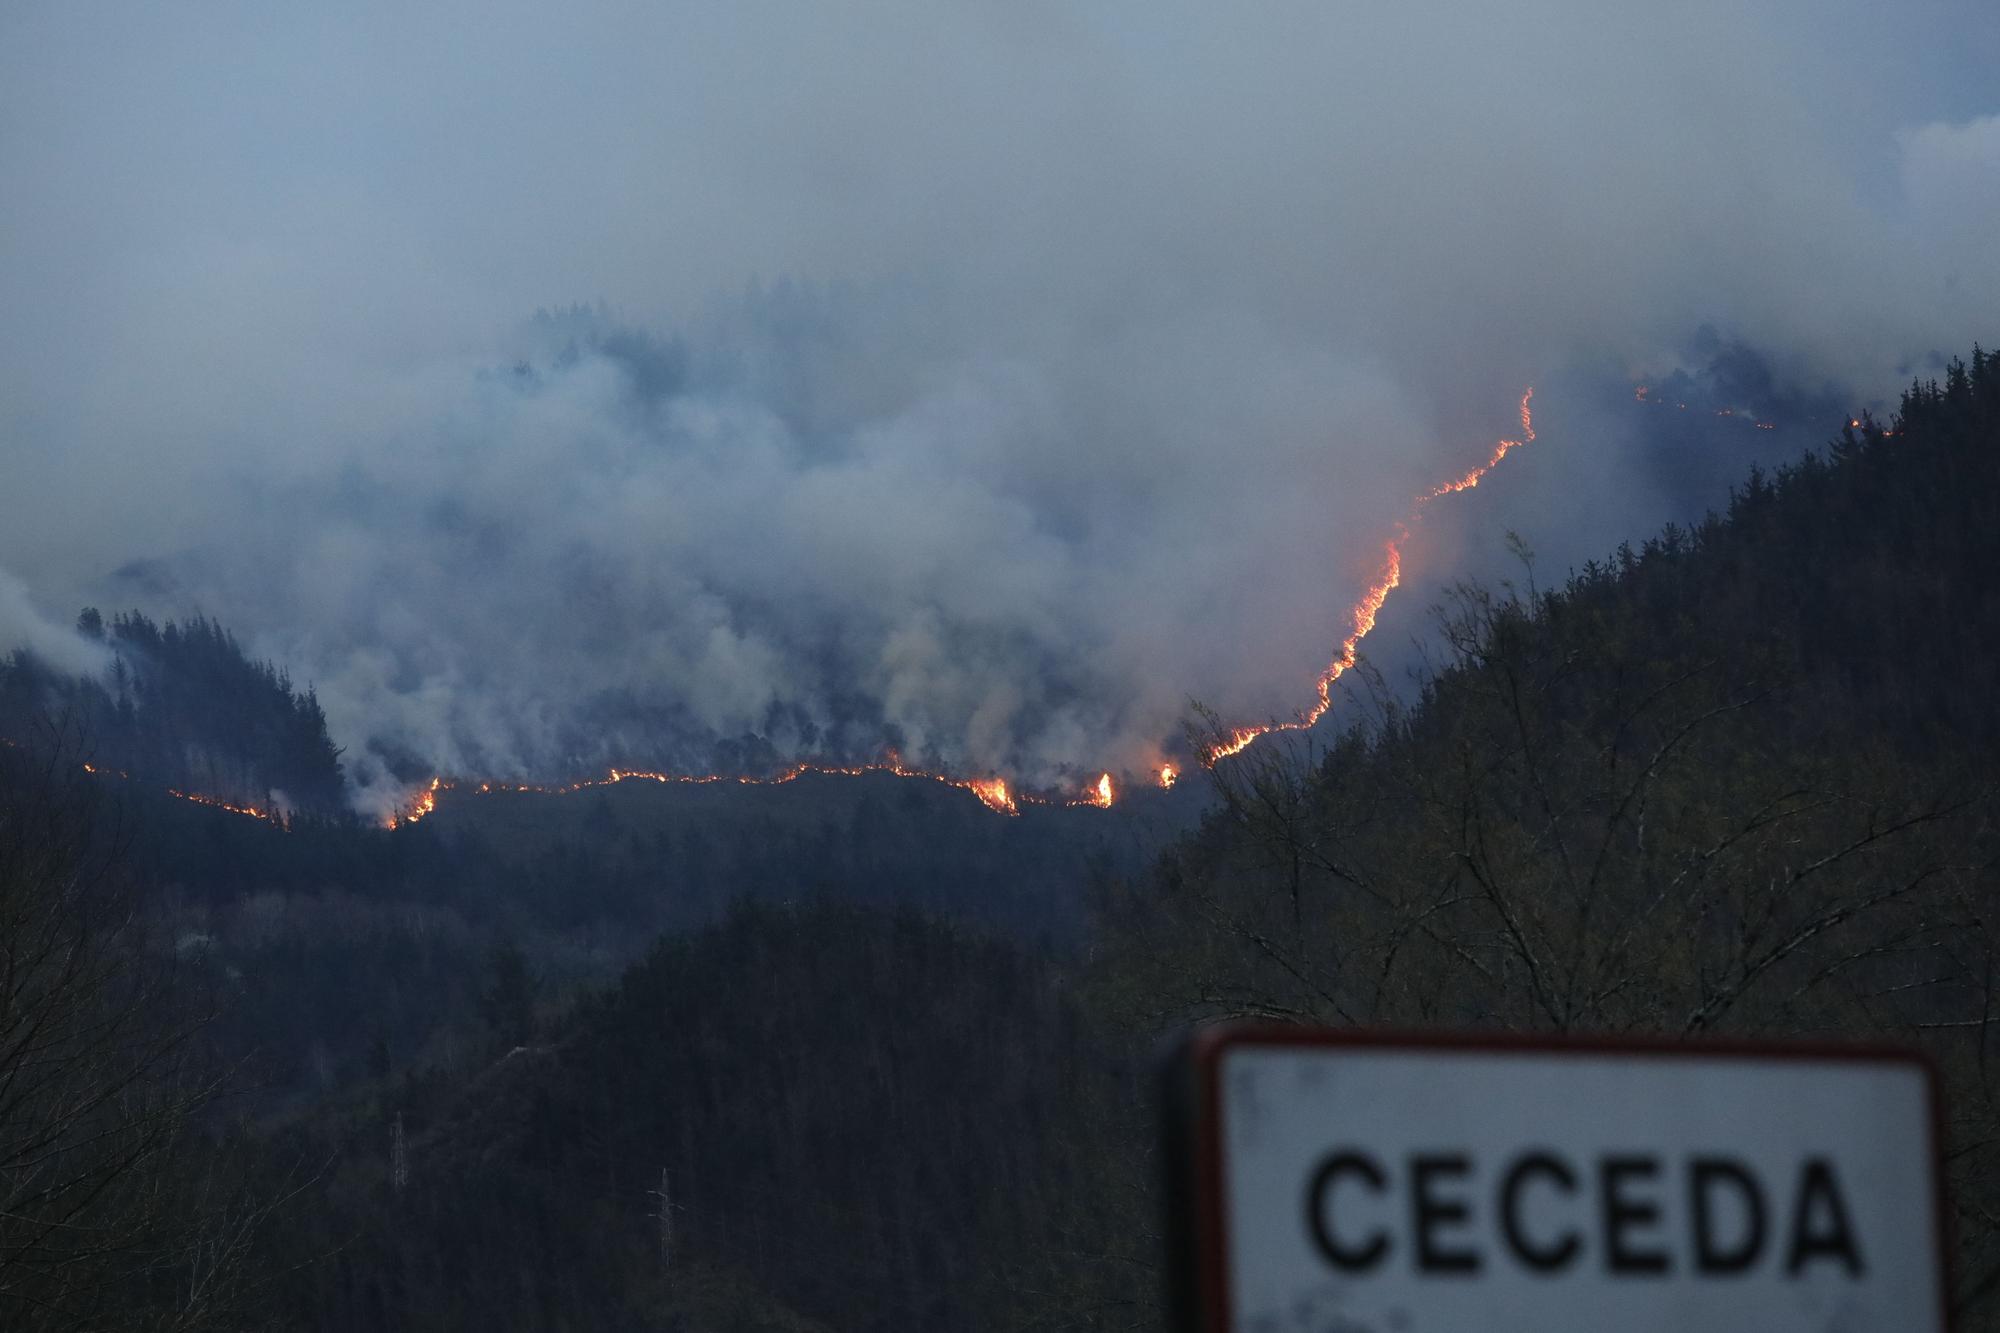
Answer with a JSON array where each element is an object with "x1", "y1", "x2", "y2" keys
[
  {"x1": 1099, "y1": 347, "x2": 2000, "y2": 1312},
  {"x1": 0, "y1": 610, "x2": 347, "y2": 814}
]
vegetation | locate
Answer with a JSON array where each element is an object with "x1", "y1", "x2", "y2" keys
[
  {"x1": 0, "y1": 735, "x2": 278, "y2": 1331},
  {"x1": 256, "y1": 903, "x2": 1141, "y2": 1331},
  {"x1": 1099, "y1": 348, "x2": 2000, "y2": 1317},
  {"x1": 0, "y1": 613, "x2": 346, "y2": 816},
  {"x1": 1, "y1": 347, "x2": 1995, "y2": 1327}
]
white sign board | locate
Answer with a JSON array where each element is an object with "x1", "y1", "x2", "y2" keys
[{"x1": 1168, "y1": 1027, "x2": 1949, "y2": 1332}]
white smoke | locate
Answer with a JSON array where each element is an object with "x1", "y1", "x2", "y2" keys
[
  {"x1": 0, "y1": 1, "x2": 1993, "y2": 805},
  {"x1": 0, "y1": 569, "x2": 111, "y2": 680}
]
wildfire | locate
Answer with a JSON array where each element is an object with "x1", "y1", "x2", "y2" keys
[
  {"x1": 66, "y1": 752, "x2": 294, "y2": 826},
  {"x1": 50, "y1": 375, "x2": 1894, "y2": 830},
  {"x1": 385, "y1": 776, "x2": 441, "y2": 829},
  {"x1": 41, "y1": 385, "x2": 1560, "y2": 824},
  {"x1": 1422, "y1": 388, "x2": 1536, "y2": 500},
  {"x1": 385, "y1": 386, "x2": 1543, "y2": 800},
  {"x1": 965, "y1": 777, "x2": 1018, "y2": 816},
  {"x1": 164, "y1": 786, "x2": 282, "y2": 824},
  {"x1": 1634, "y1": 374, "x2": 1788, "y2": 435},
  {"x1": 1203, "y1": 388, "x2": 1535, "y2": 765},
  {"x1": 384, "y1": 756, "x2": 1036, "y2": 818}
]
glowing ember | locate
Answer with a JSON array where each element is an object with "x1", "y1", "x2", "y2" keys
[
  {"x1": 165, "y1": 786, "x2": 281, "y2": 825},
  {"x1": 389, "y1": 758, "x2": 1030, "y2": 818}
]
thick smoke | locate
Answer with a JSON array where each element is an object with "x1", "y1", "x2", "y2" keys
[
  {"x1": 2, "y1": 1, "x2": 1994, "y2": 813},
  {"x1": 0, "y1": 571, "x2": 109, "y2": 681}
]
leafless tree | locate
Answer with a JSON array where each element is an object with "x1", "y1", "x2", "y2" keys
[
  {"x1": 1106, "y1": 575, "x2": 2000, "y2": 1314},
  {"x1": 0, "y1": 722, "x2": 271, "y2": 1331}
]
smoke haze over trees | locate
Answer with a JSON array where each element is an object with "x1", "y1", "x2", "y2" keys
[
  {"x1": 4, "y1": 4, "x2": 2000, "y2": 1327},
  {"x1": 4, "y1": 2, "x2": 1998, "y2": 811},
  {"x1": 1, "y1": 611, "x2": 346, "y2": 816}
]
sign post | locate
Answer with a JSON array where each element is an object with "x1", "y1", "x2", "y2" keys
[{"x1": 1164, "y1": 1025, "x2": 1950, "y2": 1332}]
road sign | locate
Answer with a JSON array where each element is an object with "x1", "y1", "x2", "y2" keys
[{"x1": 1164, "y1": 1025, "x2": 1950, "y2": 1332}]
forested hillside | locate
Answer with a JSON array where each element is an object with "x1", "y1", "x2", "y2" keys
[
  {"x1": 1097, "y1": 349, "x2": 2000, "y2": 1314},
  {"x1": 3, "y1": 348, "x2": 1998, "y2": 1329},
  {"x1": 81, "y1": 763, "x2": 1178, "y2": 1131},
  {"x1": 256, "y1": 904, "x2": 1145, "y2": 1332},
  {"x1": 0, "y1": 611, "x2": 346, "y2": 814}
]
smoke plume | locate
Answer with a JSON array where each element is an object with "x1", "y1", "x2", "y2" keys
[{"x1": 2, "y1": 1, "x2": 1994, "y2": 812}]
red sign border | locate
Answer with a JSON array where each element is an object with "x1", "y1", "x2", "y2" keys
[{"x1": 1168, "y1": 1023, "x2": 1954, "y2": 1333}]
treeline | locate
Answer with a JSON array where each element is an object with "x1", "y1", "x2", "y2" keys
[{"x1": 0, "y1": 610, "x2": 346, "y2": 814}]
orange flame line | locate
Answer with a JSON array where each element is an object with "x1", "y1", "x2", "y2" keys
[
  {"x1": 384, "y1": 776, "x2": 442, "y2": 828},
  {"x1": 403, "y1": 390, "x2": 1540, "y2": 802},
  {"x1": 390, "y1": 755, "x2": 1039, "y2": 820},
  {"x1": 1204, "y1": 388, "x2": 1535, "y2": 765},
  {"x1": 32, "y1": 390, "x2": 1543, "y2": 820}
]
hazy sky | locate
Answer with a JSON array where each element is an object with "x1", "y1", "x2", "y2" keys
[{"x1": 3, "y1": 2, "x2": 1995, "y2": 810}]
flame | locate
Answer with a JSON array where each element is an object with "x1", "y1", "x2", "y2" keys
[
  {"x1": 1159, "y1": 764, "x2": 1177, "y2": 790},
  {"x1": 1093, "y1": 773, "x2": 1114, "y2": 807},
  {"x1": 965, "y1": 777, "x2": 1017, "y2": 816},
  {"x1": 164, "y1": 786, "x2": 281, "y2": 824},
  {"x1": 385, "y1": 776, "x2": 441, "y2": 829},
  {"x1": 1204, "y1": 389, "x2": 1534, "y2": 765},
  {"x1": 1422, "y1": 389, "x2": 1534, "y2": 500},
  {"x1": 69, "y1": 750, "x2": 290, "y2": 826},
  {"x1": 386, "y1": 757, "x2": 1032, "y2": 818}
]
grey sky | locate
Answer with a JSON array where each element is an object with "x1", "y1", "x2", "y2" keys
[{"x1": 3, "y1": 1, "x2": 1994, "y2": 809}]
